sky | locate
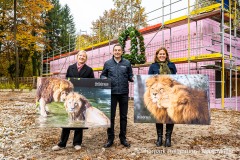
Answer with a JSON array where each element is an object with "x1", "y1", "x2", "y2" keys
[{"x1": 59, "y1": 0, "x2": 196, "y2": 34}]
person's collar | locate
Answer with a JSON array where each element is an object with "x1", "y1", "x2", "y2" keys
[
  {"x1": 113, "y1": 56, "x2": 122, "y2": 63},
  {"x1": 159, "y1": 61, "x2": 167, "y2": 63},
  {"x1": 155, "y1": 60, "x2": 168, "y2": 63},
  {"x1": 77, "y1": 63, "x2": 84, "y2": 69}
]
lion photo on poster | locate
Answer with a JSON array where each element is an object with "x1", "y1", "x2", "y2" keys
[
  {"x1": 134, "y1": 74, "x2": 210, "y2": 124},
  {"x1": 36, "y1": 77, "x2": 111, "y2": 128}
]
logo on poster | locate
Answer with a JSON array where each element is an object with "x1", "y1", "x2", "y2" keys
[
  {"x1": 137, "y1": 115, "x2": 152, "y2": 120},
  {"x1": 95, "y1": 82, "x2": 109, "y2": 87}
]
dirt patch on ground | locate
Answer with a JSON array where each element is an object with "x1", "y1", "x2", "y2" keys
[{"x1": 0, "y1": 91, "x2": 239, "y2": 160}]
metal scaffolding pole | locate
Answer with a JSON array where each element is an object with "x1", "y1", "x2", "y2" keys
[
  {"x1": 229, "y1": 0, "x2": 233, "y2": 109},
  {"x1": 170, "y1": 0, "x2": 172, "y2": 19},
  {"x1": 235, "y1": 67, "x2": 238, "y2": 111},
  {"x1": 221, "y1": 0, "x2": 225, "y2": 109},
  {"x1": 196, "y1": 20, "x2": 200, "y2": 74},
  {"x1": 41, "y1": 51, "x2": 43, "y2": 77},
  {"x1": 188, "y1": 0, "x2": 191, "y2": 74},
  {"x1": 46, "y1": 52, "x2": 48, "y2": 75},
  {"x1": 233, "y1": 0, "x2": 238, "y2": 110},
  {"x1": 162, "y1": 0, "x2": 164, "y2": 46}
]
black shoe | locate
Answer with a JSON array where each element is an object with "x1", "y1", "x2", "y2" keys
[
  {"x1": 165, "y1": 137, "x2": 171, "y2": 147},
  {"x1": 120, "y1": 140, "x2": 130, "y2": 148},
  {"x1": 165, "y1": 124, "x2": 174, "y2": 147},
  {"x1": 103, "y1": 141, "x2": 113, "y2": 148},
  {"x1": 156, "y1": 136, "x2": 162, "y2": 147}
]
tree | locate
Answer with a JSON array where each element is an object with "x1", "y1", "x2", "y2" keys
[
  {"x1": 76, "y1": 34, "x2": 93, "y2": 50},
  {"x1": 113, "y1": 0, "x2": 147, "y2": 29},
  {"x1": 194, "y1": 0, "x2": 217, "y2": 9},
  {"x1": 41, "y1": 0, "x2": 76, "y2": 76},
  {"x1": 91, "y1": 0, "x2": 147, "y2": 42},
  {"x1": 59, "y1": 4, "x2": 76, "y2": 52},
  {"x1": 44, "y1": 0, "x2": 64, "y2": 55},
  {"x1": 0, "y1": 0, "x2": 53, "y2": 78},
  {"x1": 43, "y1": 0, "x2": 76, "y2": 58}
]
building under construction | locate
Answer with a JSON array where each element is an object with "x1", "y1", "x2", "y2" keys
[{"x1": 42, "y1": 1, "x2": 240, "y2": 110}]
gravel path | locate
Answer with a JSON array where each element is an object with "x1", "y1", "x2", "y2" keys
[{"x1": 0, "y1": 91, "x2": 239, "y2": 160}]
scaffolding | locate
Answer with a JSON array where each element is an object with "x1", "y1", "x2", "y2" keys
[
  {"x1": 42, "y1": 0, "x2": 240, "y2": 110},
  {"x1": 157, "y1": 0, "x2": 239, "y2": 108},
  {"x1": 135, "y1": 0, "x2": 240, "y2": 110}
]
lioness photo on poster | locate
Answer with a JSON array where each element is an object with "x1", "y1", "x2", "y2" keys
[
  {"x1": 134, "y1": 74, "x2": 210, "y2": 124},
  {"x1": 36, "y1": 77, "x2": 111, "y2": 128}
]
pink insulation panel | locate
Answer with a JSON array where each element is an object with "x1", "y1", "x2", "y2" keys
[{"x1": 50, "y1": 18, "x2": 240, "y2": 109}]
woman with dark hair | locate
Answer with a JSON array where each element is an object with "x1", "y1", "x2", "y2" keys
[{"x1": 148, "y1": 47, "x2": 177, "y2": 147}]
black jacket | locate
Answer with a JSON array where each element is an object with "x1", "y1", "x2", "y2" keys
[
  {"x1": 100, "y1": 56, "x2": 133, "y2": 94},
  {"x1": 148, "y1": 62, "x2": 177, "y2": 75},
  {"x1": 66, "y1": 63, "x2": 94, "y2": 78}
]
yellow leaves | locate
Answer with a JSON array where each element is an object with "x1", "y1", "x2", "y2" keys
[
  {"x1": 1, "y1": 0, "x2": 53, "y2": 51},
  {"x1": 75, "y1": 35, "x2": 92, "y2": 50},
  {"x1": 136, "y1": 0, "x2": 141, "y2": 4}
]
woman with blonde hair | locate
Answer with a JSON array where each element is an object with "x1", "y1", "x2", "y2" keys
[{"x1": 52, "y1": 50, "x2": 94, "y2": 151}]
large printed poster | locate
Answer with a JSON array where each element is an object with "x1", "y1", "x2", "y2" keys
[
  {"x1": 36, "y1": 77, "x2": 111, "y2": 128},
  {"x1": 134, "y1": 74, "x2": 210, "y2": 124}
]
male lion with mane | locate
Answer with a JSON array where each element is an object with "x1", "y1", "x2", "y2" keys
[
  {"x1": 144, "y1": 75, "x2": 210, "y2": 124},
  {"x1": 143, "y1": 75, "x2": 177, "y2": 123},
  {"x1": 36, "y1": 77, "x2": 74, "y2": 117},
  {"x1": 64, "y1": 92, "x2": 110, "y2": 126},
  {"x1": 158, "y1": 76, "x2": 210, "y2": 124}
]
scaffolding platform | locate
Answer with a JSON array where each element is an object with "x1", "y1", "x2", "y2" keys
[
  {"x1": 92, "y1": 53, "x2": 226, "y2": 71},
  {"x1": 164, "y1": 3, "x2": 234, "y2": 28},
  {"x1": 42, "y1": 72, "x2": 60, "y2": 77}
]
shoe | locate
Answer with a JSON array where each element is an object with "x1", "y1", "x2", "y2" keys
[
  {"x1": 165, "y1": 137, "x2": 171, "y2": 147},
  {"x1": 74, "y1": 145, "x2": 81, "y2": 150},
  {"x1": 103, "y1": 141, "x2": 113, "y2": 148},
  {"x1": 165, "y1": 124, "x2": 174, "y2": 147},
  {"x1": 52, "y1": 145, "x2": 64, "y2": 151},
  {"x1": 156, "y1": 136, "x2": 162, "y2": 147},
  {"x1": 156, "y1": 123, "x2": 163, "y2": 147},
  {"x1": 120, "y1": 140, "x2": 130, "y2": 148}
]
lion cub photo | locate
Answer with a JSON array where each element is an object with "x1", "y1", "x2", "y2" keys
[{"x1": 138, "y1": 75, "x2": 210, "y2": 124}]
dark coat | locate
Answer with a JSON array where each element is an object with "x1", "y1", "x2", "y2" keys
[
  {"x1": 148, "y1": 61, "x2": 177, "y2": 75},
  {"x1": 64, "y1": 63, "x2": 94, "y2": 130},
  {"x1": 66, "y1": 63, "x2": 94, "y2": 78},
  {"x1": 100, "y1": 56, "x2": 133, "y2": 94}
]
